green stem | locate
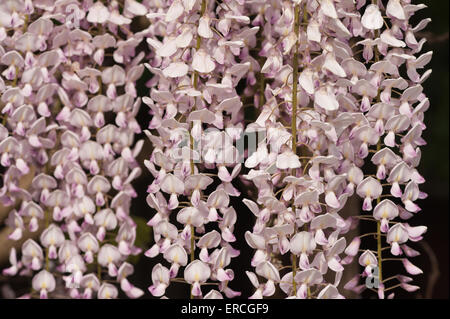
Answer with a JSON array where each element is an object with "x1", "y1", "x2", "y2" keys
[
  {"x1": 12, "y1": 66, "x2": 19, "y2": 87},
  {"x1": 256, "y1": 26, "x2": 265, "y2": 108},
  {"x1": 259, "y1": 71, "x2": 265, "y2": 107},
  {"x1": 376, "y1": 216, "x2": 383, "y2": 283},
  {"x1": 188, "y1": 0, "x2": 207, "y2": 300},
  {"x1": 192, "y1": 0, "x2": 207, "y2": 92},
  {"x1": 97, "y1": 262, "x2": 102, "y2": 281},
  {"x1": 189, "y1": 133, "x2": 195, "y2": 174},
  {"x1": 45, "y1": 210, "x2": 50, "y2": 270},
  {"x1": 189, "y1": 0, "x2": 207, "y2": 174},
  {"x1": 373, "y1": 17, "x2": 383, "y2": 287},
  {"x1": 45, "y1": 248, "x2": 50, "y2": 271},
  {"x1": 290, "y1": 3, "x2": 301, "y2": 297},
  {"x1": 291, "y1": 6, "x2": 300, "y2": 154},
  {"x1": 22, "y1": 14, "x2": 29, "y2": 33},
  {"x1": 190, "y1": 224, "x2": 195, "y2": 297},
  {"x1": 376, "y1": 138, "x2": 383, "y2": 284}
]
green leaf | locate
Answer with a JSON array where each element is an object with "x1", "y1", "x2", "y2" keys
[{"x1": 127, "y1": 216, "x2": 153, "y2": 264}]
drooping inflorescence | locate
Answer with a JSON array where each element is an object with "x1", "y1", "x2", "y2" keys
[
  {"x1": 1, "y1": 0, "x2": 432, "y2": 299},
  {"x1": 342, "y1": 0, "x2": 431, "y2": 299},
  {"x1": 242, "y1": 0, "x2": 365, "y2": 299},
  {"x1": 1, "y1": 0, "x2": 148, "y2": 299},
  {"x1": 143, "y1": 0, "x2": 252, "y2": 299}
]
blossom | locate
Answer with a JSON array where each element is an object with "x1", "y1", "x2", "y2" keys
[
  {"x1": 148, "y1": 264, "x2": 170, "y2": 297},
  {"x1": 356, "y1": 177, "x2": 383, "y2": 211},
  {"x1": 32, "y1": 270, "x2": 55, "y2": 299},
  {"x1": 1, "y1": 0, "x2": 144, "y2": 299},
  {"x1": 184, "y1": 260, "x2": 211, "y2": 297},
  {"x1": 373, "y1": 199, "x2": 399, "y2": 232},
  {"x1": 344, "y1": 0, "x2": 430, "y2": 298},
  {"x1": 143, "y1": 0, "x2": 246, "y2": 299},
  {"x1": 1, "y1": 0, "x2": 431, "y2": 300}
]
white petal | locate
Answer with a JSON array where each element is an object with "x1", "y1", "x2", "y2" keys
[
  {"x1": 157, "y1": 39, "x2": 177, "y2": 57},
  {"x1": 314, "y1": 88, "x2": 339, "y2": 111},
  {"x1": 320, "y1": 0, "x2": 338, "y2": 19},
  {"x1": 165, "y1": 0, "x2": 184, "y2": 22},
  {"x1": 198, "y1": 17, "x2": 213, "y2": 38},
  {"x1": 162, "y1": 62, "x2": 189, "y2": 78},
  {"x1": 299, "y1": 69, "x2": 315, "y2": 94},
  {"x1": 361, "y1": 4, "x2": 383, "y2": 30},
  {"x1": 192, "y1": 50, "x2": 215, "y2": 73},
  {"x1": 387, "y1": 0, "x2": 406, "y2": 20},
  {"x1": 323, "y1": 54, "x2": 346, "y2": 77}
]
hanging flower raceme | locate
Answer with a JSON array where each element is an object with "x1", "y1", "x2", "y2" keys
[
  {"x1": 144, "y1": 0, "x2": 253, "y2": 299},
  {"x1": 241, "y1": 0, "x2": 431, "y2": 300},
  {"x1": 1, "y1": 0, "x2": 147, "y2": 299},
  {"x1": 1, "y1": 0, "x2": 432, "y2": 300},
  {"x1": 240, "y1": 0, "x2": 379, "y2": 299},
  {"x1": 337, "y1": 0, "x2": 431, "y2": 299}
]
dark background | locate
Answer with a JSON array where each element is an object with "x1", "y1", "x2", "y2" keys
[
  {"x1": 394, "y1": 0, "x2": 449, "y2": 299},
  {"x1": 0, "y1": 1, "x2": 448, "y2": 299},
  {"x1": 128, "y1": 1, "x2": 449, "y2": 299}
]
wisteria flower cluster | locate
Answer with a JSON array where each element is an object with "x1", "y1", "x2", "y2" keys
[
  {"x1": 1, "y1": 0, "x2": 148, "y2": 299},
  {"x1": 1, "y1": 0, "x2": 432, "y2": 299},
  {"x1": 143, "y1": 0, "x2": 251, "y2": 299}
]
